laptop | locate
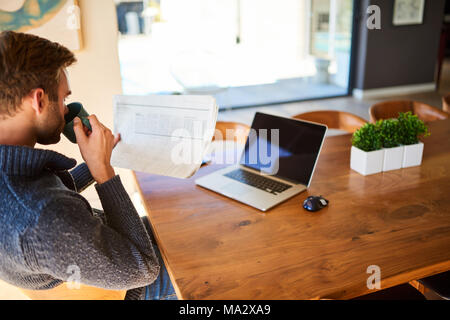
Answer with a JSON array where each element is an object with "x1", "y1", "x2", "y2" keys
[{"x1": 195, "y1": 112, "x2": 327, "y2": 211}]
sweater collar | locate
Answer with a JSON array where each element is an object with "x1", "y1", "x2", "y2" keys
[{"x1": 0, "y1": 145, "x2": 77, "y2": 176}]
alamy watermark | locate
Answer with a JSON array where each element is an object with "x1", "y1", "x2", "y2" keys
[
  {"x1": 170, "y1": 124, "x2": 280, "y2": 175},
  {"x1": 367, "y1": 5, "x2": 381, "y2": 30},
  {"x1": 366, "y1": 265, "x2": 381, "y2": 290},
  {"x1": 66, "y1": 4, "x2": 81, "y2": 30},
  {"x1": 66, "y1": 264, "x2": 81, "y2": 290}
]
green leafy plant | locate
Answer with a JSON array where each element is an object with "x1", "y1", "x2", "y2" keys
[
  {"x1": 397, "y1": 112, "x2": 430, "y2": 145},
  {"x1": 351, "y1": 122, "x2": 382, "y2": 152},
  {"x1": 379, "y1": 118, "x2": 402, "y2": 148}
]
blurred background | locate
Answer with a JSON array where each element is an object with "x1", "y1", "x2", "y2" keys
[{"x1": 115, "y1": 0, "x2": 354, "y2": 108}]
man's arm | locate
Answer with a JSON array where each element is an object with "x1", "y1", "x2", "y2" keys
[
  {"x1": 22, "y1": 191, "x2": 160, "y2": 290},
  {"x1": 72, "y1": 115, "x2": 119, "y2": 185},
  {"x1": 69, "y1": 115, "x2": 122, "y2": 193},
  {"x1": 69, "y1": 163, "x2": 95, "y2": 193},
  {"x1": 24, "y1": 114, "x2": 162, "y2": 290},
  {"x1": 95, "y1": 175, "x2": 156, "y2": 254}
]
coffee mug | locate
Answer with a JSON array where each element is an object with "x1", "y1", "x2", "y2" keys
[{"x1": 63, "y1": 102, "x2": 92, "y2": 143}]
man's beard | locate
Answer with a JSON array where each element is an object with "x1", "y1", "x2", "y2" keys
[{"x1": 36, "y1": 102, "x2": 65, "y2": 145}]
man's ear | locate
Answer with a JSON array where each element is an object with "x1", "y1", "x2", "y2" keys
[{"x1": 28, "y1": 88, "x2": 48, "y2": 115}]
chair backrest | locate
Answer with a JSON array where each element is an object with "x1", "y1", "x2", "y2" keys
[
  {"x1": 213, "y1": 121, "x2": 250, "y2": 145},
  {"x1": 413, "y1": 101, "x2": 449, "y2": 121},
  {"x1": 442, "y1": 95, "x2": 450, "y2": 113},
  {"x1": 292, "y1": 111, "x2": 367, "y2": 134},
  {"x1": 370, "y1": 100, "x2": 448, "y2": 123},
  {"x1": 21, "y1": 283, "x2": 126, "y2": 300}
]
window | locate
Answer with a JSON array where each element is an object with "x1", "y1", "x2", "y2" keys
[{"x1": 117, "y1": 0, "x2": 355, "y2": 109}]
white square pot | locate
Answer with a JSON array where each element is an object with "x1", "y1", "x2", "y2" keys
[
  {"x1": 383, "y1": 146, "x2": 404, "y2": 172},
  {"x1": 402, "y1": 142, "x2": 424, "y2": 168},
  {"x1": 350, "y1": 146, "x2": 384, "y2": 176}
]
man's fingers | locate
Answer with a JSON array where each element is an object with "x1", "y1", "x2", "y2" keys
[
  {"x1": 73, "y1": 117, "x2": 87, "y2": 144},
  {"x1": 80, "y1": 115, "x2": 116, "y2": 148},
  {"x1": 83, "y1": 124, "x2": 91, "y2": 135},
  {"x1": 88, "y1": 115, "x2": 111, "y2": 135},
  {"x1": 87, "y1": 114, "x2": 101, "y2": 130}
]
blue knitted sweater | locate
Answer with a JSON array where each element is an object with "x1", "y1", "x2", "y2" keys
[{"x1": 0, "y1": 145, "x2": 160, "y2": 299}]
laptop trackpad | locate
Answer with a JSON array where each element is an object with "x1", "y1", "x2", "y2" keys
[{"x1": 221, "y1": 183, "x2": 252, "y2": 197}]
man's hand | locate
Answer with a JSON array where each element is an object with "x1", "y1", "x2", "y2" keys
[{"x1": 73, "y1": 115, "x2": 121, "y2": 184}]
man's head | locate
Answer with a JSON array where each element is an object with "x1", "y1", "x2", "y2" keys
[{"x1": 0, "y1": 31, "x2": 76, "y2": 145}]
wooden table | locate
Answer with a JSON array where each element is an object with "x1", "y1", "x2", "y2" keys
[{"x1": 134, "y1": 119, "x2": 450, "y2": 300}]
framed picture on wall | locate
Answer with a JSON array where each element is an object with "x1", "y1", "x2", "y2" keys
[
  {"x1": 393, "y1": 0, "x2": 426, "y2": 26},
  {"x1": 0, "y1": 0, "x2": 83, "y2": 51}
]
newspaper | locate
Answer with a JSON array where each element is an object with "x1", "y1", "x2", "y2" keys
[{"x1": 111, "y1": 94, "x2": 218, "y2": 179}]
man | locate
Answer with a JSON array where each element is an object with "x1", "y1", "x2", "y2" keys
[{"x1": 0, "y1": 31, "x2": 175, "y2": 300}]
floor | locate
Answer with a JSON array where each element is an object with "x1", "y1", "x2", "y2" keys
[
  {"x1": 2, "y1": 60, "x2": 449, "y2": 300},
  {"x1": 213, "y1": 78, "x2": 348, "y2": 109}
]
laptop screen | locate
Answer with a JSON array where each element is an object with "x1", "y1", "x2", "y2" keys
[{"x1": 240, "y1": 112, "x2": 327, "y2": 186}]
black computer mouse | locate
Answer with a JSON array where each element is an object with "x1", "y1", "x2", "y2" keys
[{"x1": 303, "y1": 196, "x2": 329, "y2": 212}]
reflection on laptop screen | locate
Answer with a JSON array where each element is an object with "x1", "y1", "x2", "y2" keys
[{"x1": 240, "y1": 112, "x2": 327, "y2": 186}]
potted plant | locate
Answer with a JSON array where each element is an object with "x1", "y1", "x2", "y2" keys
[
  {"x1": 380, "y1": 118, "x2": 404, "y2": 171},
  {"x1": 398, "y1": 112, "x2": 429, "y2": 168},
  {"x1": 351, "y1": 122, "x2": 384, "y2": 175}
]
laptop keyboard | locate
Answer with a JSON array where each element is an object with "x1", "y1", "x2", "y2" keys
[{"x1": 224, "y1": 169, "x2": 292, "y2": 195}]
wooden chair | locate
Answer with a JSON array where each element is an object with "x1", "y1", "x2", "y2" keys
[
  {"x1": 442, "y1": 95, "x2": 450, "y2": 114},
  {"x1": 352, "y1": 283, "x2": 426, "y2": 300},
  {"x1": 369, "y1": 100, "x2": 449, "y2": 123},
  {"x1": 20, "y1": 283, "x2": 126, "y2": 300},
  {"x1": 213, "y1": 121, "x2": 250, "y2": 144},
  {"x1": 292, "y1": 111, "x2": 367, "y2": 134},
  {"x1": 417, "y1": 271, "x2": 450, "y2": 300}
]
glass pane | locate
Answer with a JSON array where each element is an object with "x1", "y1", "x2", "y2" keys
[{"x1": 117, "y1": 0, "x2": 354, "y2": 108}]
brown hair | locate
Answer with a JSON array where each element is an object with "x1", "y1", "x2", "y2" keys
[{"x1": 0, "y1": 31, "x2": 76, "y2": 117}]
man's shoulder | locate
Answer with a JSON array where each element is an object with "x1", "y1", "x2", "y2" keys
[{"x1": 0, "y1": 172, "x2": 90, "y2": 232}]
